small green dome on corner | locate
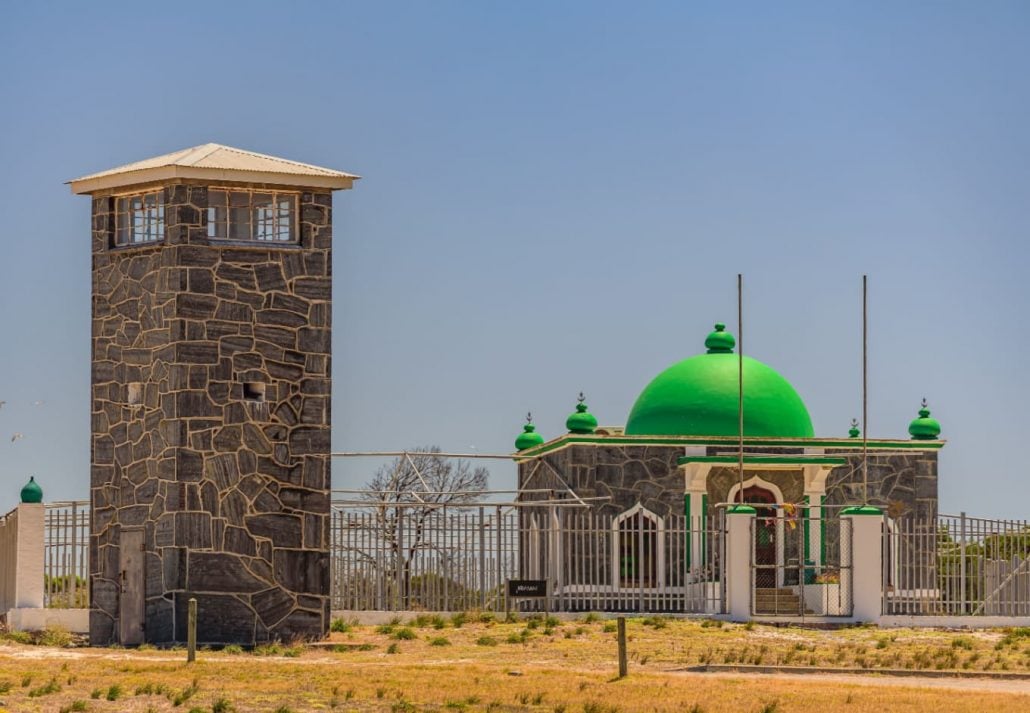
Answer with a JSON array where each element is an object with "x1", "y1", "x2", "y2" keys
[
  {"x1": 515, "y1": 413, "x2": 545, "y2": 451},
  {"x1": 849, "y1": 418, "x2": 860, "y2": 439},
  {"x1": 566, "y1": 393, "x2": 598, "y2": 434},
  {"x1": 20, "y1": 476, "x2": 43, "y2": 504},
  {"x1": 908, "y1": 399, "x2": 941, "y2": 440},
  {"x1": 625, "y1": 323, "x2": 814, "y2": 438}
]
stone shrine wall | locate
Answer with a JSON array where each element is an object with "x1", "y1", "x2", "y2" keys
[{"x1": 518, "y1": 443, "x2": 938, "y2": 521}]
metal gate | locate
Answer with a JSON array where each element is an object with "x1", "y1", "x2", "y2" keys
[{"x1": 751, "y1": 511, "x2": 853, "y2": 617}]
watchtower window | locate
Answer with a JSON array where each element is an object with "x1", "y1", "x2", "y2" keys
[
  {"x1": 115, "y1": 192, "x2": 165, "y2": 246},
  {"x1": 207, "y1": 189, "x2": 297, "y2": 243}
]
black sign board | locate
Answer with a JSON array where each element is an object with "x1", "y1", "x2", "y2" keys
[{"x1": 507, "y1": 579, "x2": 548, "y2": 598}]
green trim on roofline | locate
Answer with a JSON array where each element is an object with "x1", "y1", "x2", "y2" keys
[
  {"x1": 676, "y1": 455, "x2": 848, "y2": 466},
  {"x1": 512, "y1": 433, "x2": 945, "y2": 459}
]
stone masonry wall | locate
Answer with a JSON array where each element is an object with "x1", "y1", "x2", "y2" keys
[
  {"x1": 90, "y1": 183, "x2": 333, "y2": 645},
  {"x1": 518, "y1": 445, "x2": 686, "y2": 518},
  {"x1": 824, "y1": 451, "x2": 938, "y2": 521},
  {"x1": 517, "y1": 443, "x2": 938, "y2": 522}
]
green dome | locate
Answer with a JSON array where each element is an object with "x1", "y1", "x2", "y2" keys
[
  {"x1": 908, "y1": 399, "x2": 941, "y2": 440},
  {"x1": 625, "y1": 324, "x2": 814, "y2": 438},
  {"x1": 515, "y1": 413, "x2": 545, "y2": 451},
  {"x1": 20, "y1": 476, "x2": 42, "y2": 504},
  {"x1": 566, "y1": 393, "x2": 598, "y2": 434}
]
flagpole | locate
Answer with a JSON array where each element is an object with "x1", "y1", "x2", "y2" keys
[{"x1": 738, "y1": 274, "x2": 745, "y2": 502}]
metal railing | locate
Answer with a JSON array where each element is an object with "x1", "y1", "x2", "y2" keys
[
  {"x1": 330, "y1": 504, "x2": 520, "y2": 612},
  {"x1": 884, "y1": 512, "x2": 1030, "y2": 615},
  {"x1": 41, "y1": 499, "x2": 1030, "y2": 618},
  {"x1": 330, "y1": 504, "x2": 726, "y2": 613},
  {"x1": 44, "y1": 502, "x2": 89, "y2": 608}
]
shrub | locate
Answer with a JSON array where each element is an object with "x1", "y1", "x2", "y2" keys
[
  {"x1": 952, "y1": 636, "x2": 975, "y2": 650},
  {"x1": 387, "y1": 643, "x2": 400, "y2": 654},
  {"x1": 105, "y1": 683, "x2": 123, "y2": 701},
  {"x1": 393, "y1": 627, "x2": 417, "y2": 640},
  {"x1": 223, "y1": 644, "x2": 244, "y2": 655},
  {"x1": 211, "y1": 697, "x2": 235, "y2": 713},
  {"x1": 170, "y1": 678, "x2": 199, "y2": 706},
  {"x1": 39, "y1": 626, "x2": 73, "y2": 647},
  {"x1": 0, "y1": 680, "x2": 10, "y2": 694},
  {"x1": 253, "y1": 643, "x2": 283, "y2": 656},
  {"x1": 602, "y1": 623, "x2": 617, "y2": 634},
  {"x1": 580, "y1": 613, "x2": 600, "y2": 624},
  {"x1": 330, "y1": 618, "x2": 352, "y2": 633},
  {"x1": 476, "y1": 636, "x2": 499, "y2": 646},
  {"x1": 375, "y1": 624, "x2": 395, "y2": 635},
  {"x1": 28, "y1": 677, "x2": 61, "y2": 697},
  {"x1": 90, "y1": 687, "x2": 102, "y2": 699},
  {"x1": 3, "y1": 630, "x2": 34, "y2": 645},
  {"x1": 59, "y1": 702, "x2": 89, "y2": 713},
  {"x1": 451, "y1": 612, "x2": 468, "y2": 628},
  {"x1": 642, "y1": 616, "x2": 668, "y2": 629},
  {"x1": 429, "y1": 636, "x2": 451, "y2": 646}
]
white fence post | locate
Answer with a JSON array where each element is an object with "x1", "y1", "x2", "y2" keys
[
  {"x1": 725, "y1": 505, "x2": 755, "y2": 621},
  {"x1": 842, "y1": 506, "x2": 883, "y2": 623}
]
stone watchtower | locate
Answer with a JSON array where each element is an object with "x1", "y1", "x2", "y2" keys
[{"x1": 69, "y1": 144, "x2": 358, "y2": 645}]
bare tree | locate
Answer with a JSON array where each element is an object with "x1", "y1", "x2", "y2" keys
[{"x1": 361, "y1": 447, "x2": 489, "y2": 605}]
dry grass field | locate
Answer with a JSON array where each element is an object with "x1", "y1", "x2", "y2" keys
[{"x1": 1, "y1": 615, "x2": 1029, "y2": 712}]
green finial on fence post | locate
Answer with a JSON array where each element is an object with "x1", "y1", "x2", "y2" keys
[{"x1": 20, "y1": 476, "x2": 42, "y2": 504}]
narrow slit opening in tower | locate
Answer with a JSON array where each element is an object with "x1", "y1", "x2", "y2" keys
[{"x1": 243, "y1": 382, "x2": 266, "y2": 402}]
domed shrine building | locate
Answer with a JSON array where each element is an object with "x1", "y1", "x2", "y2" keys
[{"x1": 514, "y1": 324, "x2": 942, "y2": 600}]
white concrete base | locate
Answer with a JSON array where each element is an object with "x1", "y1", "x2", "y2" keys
[
  {"x1": 330, "y1": 610, "x2": 717, "y2": 625},
  {"x1": 800, "y1": 583, "x2": 845, "y2": 616},
  {"x1": 879, "y1": 615, "x2": 1030, "y2": 629},
  {"x1": 4, "y1": 607, "x2": 89, "y2": 633}
]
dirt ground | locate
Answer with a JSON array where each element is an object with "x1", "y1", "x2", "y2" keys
[{"x1": 0, "y1": 616, "x2": 1028, "y2": 712}]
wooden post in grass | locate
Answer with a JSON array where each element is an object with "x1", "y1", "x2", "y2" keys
[
  {"x1": 617, "y1": 616, "x2": 628, "y2": 678},
  {"x1": 187, "y1": 597, "x2": 197, "y2": 663}
]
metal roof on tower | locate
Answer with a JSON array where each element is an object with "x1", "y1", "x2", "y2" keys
[{"x1": 68, "y1": 143, "x2": 360, "y2": 194}]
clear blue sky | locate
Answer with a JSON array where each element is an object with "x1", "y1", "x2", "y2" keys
[{"x1": 0, "y1": 2, "x2": 1027, "y2": 516}]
